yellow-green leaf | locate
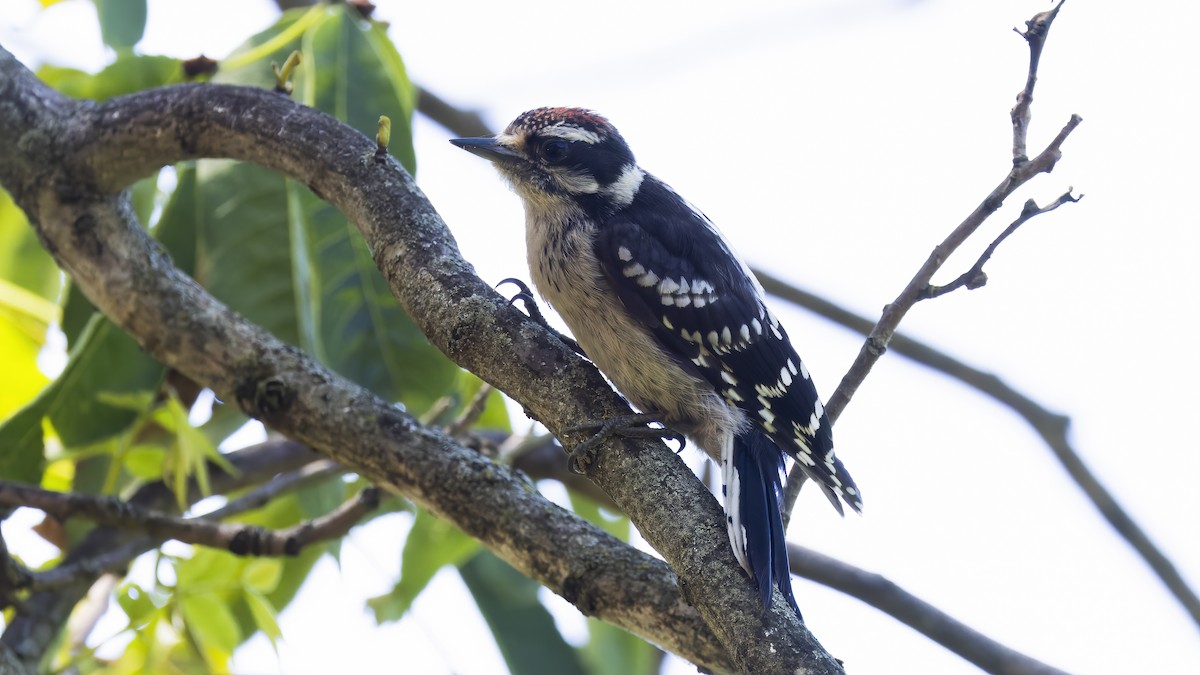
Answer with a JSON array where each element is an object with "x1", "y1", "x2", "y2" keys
[
  {"x1": 180, "y1": 592, "x2": 241, "y2": 654},
  {"x1": 241, "y1": 558, "x2": 283, "y2": 595},
  {"x1": 244, "y1": 590, "x2": 283, "y2": 648}
]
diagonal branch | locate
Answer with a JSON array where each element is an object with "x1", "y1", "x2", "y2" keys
[
  {"x1": 789, "y1": 543, "x2": 1069, "y2": 675},
  {"x1": 781, "y1": 5, "x2": 1081, "y2": 519},
  {"x1": 0, "y1": 46, "x2": 809, "y2": 673},
  {"x1": 758, "y1": 270, "x2": 1200, "y2": 631},
  {"x1": 921, "y1": 189, "x2": 1082, "y2": 299}
]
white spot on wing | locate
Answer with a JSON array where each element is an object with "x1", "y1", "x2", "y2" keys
[
  {"x1": 622, "y1": 262, "x2": 645, "y2": 278},
  {"x1": 638, "y1": 271, "x2": 659, "y2": 288},
  {"x1": 618, "y1": 246, "x2": 632, "y2": 262}
]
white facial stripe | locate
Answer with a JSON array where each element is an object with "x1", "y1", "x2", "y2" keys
[
  {"x1": 541, "y1": 125, "x2": 603, "y2": 144},
  {"x1": 555, "y1": 171, "x2": 600, "y2": 194},
  {"x1": 604, "y1": 165, "x2": 644, "y2": 207}
]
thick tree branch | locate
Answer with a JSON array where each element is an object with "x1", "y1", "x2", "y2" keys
[{"x1": 0, "y1": 47, "x2": 815, "y2": 673}]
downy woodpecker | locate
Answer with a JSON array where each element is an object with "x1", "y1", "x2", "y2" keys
[{"x1": 451, "y1": 107, "x2": 861, "y2": 617}]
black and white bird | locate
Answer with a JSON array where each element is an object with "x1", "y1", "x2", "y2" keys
[{"x1": 451, "y1": 107, "x2": 861, "y2": 617}]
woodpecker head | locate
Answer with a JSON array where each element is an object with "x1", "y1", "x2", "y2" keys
[{"x1": 450, "y1": 107, "x2": 644, "y2": 214}]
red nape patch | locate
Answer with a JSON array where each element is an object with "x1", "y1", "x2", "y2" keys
[{"x1": 508, "y1": 107, "x2": 615, "y2": 136}]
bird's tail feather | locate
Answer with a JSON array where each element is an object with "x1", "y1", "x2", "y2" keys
[{"x1": 730, "y1": 428, "x2": 801, "y2": 619}]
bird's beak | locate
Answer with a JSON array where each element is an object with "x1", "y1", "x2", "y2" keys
[{"x1": 449, "y1": 137, "x2": 523, "y2": 165}]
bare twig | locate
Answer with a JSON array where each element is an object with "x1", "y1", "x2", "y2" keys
[
  {"x1": 758, "y1": 269, "x2": 1200, "y2": 631},
  {"x1": 0, "y1": 478, "x2": 379, "y2": 557},
  {"x1": 0, "y1": 439, "x2": 319, "y2": 659},
  {"x1": 416, "y1": 87, "x2": 492, "y2": 138},
  {"x1": 783, "y1": 5, "x2": 1080, "y2": 519},
  {"x1": 921, "y1": 189, "x2": 1082, "y2": 299},
  {"x1": 206, "y1": 459, "x2": 344, "y2": 519},
  {"x1": 1012, "y1": 1, "x2": 1065, "y2": 162},
  {"x1": 447, "y1": 383, "x2": 495, "y2": 438}
]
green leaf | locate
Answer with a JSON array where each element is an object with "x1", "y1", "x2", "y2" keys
[
  {"x1": 580, "y1": 619, "x2": 662, "y2": 675},
  {"x1": 117, "y1": 583, "x2": 156, "y2": 627},
  {"x1": 150, "y1": 6, "x2": 456, "y2": 410},
  {"x1": 0, "y1": 188, "x2": 61, "y2": 302},
  {"x1": 121, "y1": 443, "x2": 165, "y2": 480},
  {"x1": 0, "y1": 189, "x2": 58, "y2": 421},
  {"x1": 244, "y1": 590, "x2": 283, "y2": 648},
  {"x1": 241, "y1": 558, "x2": 283, "y2": 595},
  {"x1": 37, "y1": 54, "x2": 179, "y2": 102},
  {"x1": 459, "y1": 551, "x2": 587, "y2": 675},
  {"x1": 368, "y1": 509, "x2": 479, "y2": 623},
  {"x1": 95, "y1": 0, "x2": 147, "y2": 51},
  {"x1": 569, "y1": 491, "x2": 631, "y2": 542},
  {"x1": 179, "y1": 592, "x2": 240, "y2": 658},
  {"x1": 175, "y1": 547, "x2": 243, "y2": 594},
  {"x1": 47, "y1": 317, "x2": 165, "y2": 449},
  {"x1": 0, "y1": 395, "x2": 48, "y2": 483},
  {"x1": 0, "y1": 283, "x2": 52, "y2": 422},
  {"x1": 0, "y1": 316, "x2": 165, "y2": 482}
]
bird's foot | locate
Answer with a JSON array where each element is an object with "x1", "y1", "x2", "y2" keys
[
  {"x1": 565, "y1": 412, "x2": 686, "y2": 474},
  {"x1": 497, "y1": 278, "x2": 586, "y2": 358}
]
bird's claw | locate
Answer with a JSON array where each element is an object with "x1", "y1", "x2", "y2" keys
[
  {"x1": 496, "y1": 277, "x2": 586, "y2": 357},
  {"x1": 565, "y1": 412, "x2": 685, "y2": 474}
]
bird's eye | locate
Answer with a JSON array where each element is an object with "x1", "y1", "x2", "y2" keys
[{"x1": 538, "y1": 138, "x2": 570, "y2": 163}]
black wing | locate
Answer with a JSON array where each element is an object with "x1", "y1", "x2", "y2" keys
[{"x1": 594, "y1": 175, "x2": 861, "y2": 513}]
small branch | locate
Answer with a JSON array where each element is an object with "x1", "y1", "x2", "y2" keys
[
  {"x1": 784, "y1": 7, "x2": 1083, "y2": 516},
  {"x1": 790, "y1": 544, "x2": 1069, "y2": 675},
  {"x1": 1011, "y1": 0, "x2": 1065, "y2": 162},
  {"x1": 0, "y1": 437, "x2": 318, "y2": 654},
  {"x1": 821, "y1": 4, "x2": 1080, "y2": 428},
  {"x1": 22, "y1": 459, "x2": 340, "y2": 594},
  {"x1": 921, "y1": 189, "x2": 1082, "y2": 299},
  {"x1": 758, "y1": 269, "x2": 1200, "y2": 631},
  {"x1": 446, "y1": 383, "x2": 495, "y2": 439},
  {"x1": 416, "y1": 86, "x2": 492, "y2": 138},
  {"x1": 25, "y1": 537, "x2": 152, "y2": 592},
  {"x1": 205, "y1": 459, "x2": 344, "y2": 520},
  {"x1": 0, "y1": 480, "x2": 379, "y2": 557}
]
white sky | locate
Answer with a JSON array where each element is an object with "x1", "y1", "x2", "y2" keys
[{"x1": 2, "y1": 0, "x2": 1198, "y2": 673}]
